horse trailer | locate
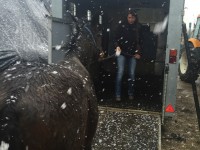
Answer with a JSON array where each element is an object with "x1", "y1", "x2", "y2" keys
[{"x1": 49, "y1": 0, "x2": 185, "y2": 121}]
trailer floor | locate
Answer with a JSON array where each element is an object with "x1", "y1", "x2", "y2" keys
[
  {"x1": 95, "y1": 74, "x2": 163, "y2": 112},
  {"x1": 92, "y1": 107, "x2": 161, "y2": 150}
]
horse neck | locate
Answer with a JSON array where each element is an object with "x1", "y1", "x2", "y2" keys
[
  {"x1": 62, "y1": 55, "x2": 89, "y2": 78},
  {"x1": 63, "y1": 21, "x2": 101, "y2": 73},
  {"x1": 64, "y1": 48, "x2": 90, "y2": 72},
  {"x1": 68, "y1": 34, "x2": 98, "y2": 67}
]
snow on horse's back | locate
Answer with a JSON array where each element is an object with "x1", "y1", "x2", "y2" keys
[{"x1": 0, "y1": 0, "x2": 49, "y2": 71}]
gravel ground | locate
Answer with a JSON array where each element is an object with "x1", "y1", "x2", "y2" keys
[
  {"x1": 162, "y1": 78, "x2": 200, "y2": 150},
  {"x1": 92, "y1": 108, "x2": 160, "y2": 150}
]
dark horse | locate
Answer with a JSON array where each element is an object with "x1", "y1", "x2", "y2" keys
[{"x1": 0, "y1": 13, "x2": 100, "y2": 150}]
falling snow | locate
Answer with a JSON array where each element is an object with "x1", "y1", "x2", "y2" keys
[
  {"x1": 55, "y1": 45, "x2": 62, "y2": 50},
  {"x1": 4, "y1": 74, "x2": 12, "y2": 78},
  {"x1": 61, "y1": 102, "x2": 67, "y2": 109},
  {"x1": 67, "y1": 87, "x2": 72, "y2": 95},
  {"x1": 51, "y1": 71, "x2": 58, "y2": 74}
]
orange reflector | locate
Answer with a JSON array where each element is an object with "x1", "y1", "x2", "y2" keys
[{"x1": 165, "y1": 104, "x2": 175, "y2": 113}]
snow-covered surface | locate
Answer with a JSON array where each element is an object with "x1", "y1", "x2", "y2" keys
[{"x1": 0, "y1": 0, "x2": 50, "y2": 61}]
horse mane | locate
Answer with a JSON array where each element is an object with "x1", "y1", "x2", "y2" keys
[
  {"x1": 0, "y1": 50, "x2": 20, "y2": 72},
  {"x1": 63, "y1": 12, "x2": 101, "y2": 72}
]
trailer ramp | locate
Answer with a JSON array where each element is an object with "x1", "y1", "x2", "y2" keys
[{"x1": 93, "y1": 107, "x2": 161, "y2": 150}]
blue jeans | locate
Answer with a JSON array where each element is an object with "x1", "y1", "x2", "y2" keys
[{"x1": 115, "y1": 55, "x2": 136, "y2": 97}]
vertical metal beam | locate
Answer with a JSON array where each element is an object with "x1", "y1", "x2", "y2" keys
[
  {"x1": 163, "y1": 0, "x2": 185, "y2": 117},
  {"x1": 52, "y1": 0, "x2": 63, "y2": 19},
  {"x1": 50, "y1": 0, "x2": 72, "y2": 63},
  {"x1": 48, "y1": 15, "x2": 52, "y2": 64}
]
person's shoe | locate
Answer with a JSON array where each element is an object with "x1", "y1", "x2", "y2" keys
[
  {"x1": 129, "y1": 95, "x2": 134, "y2": 100},
  {"x1": 116, "y1": 96, "x2": 121, "y2": 102}
]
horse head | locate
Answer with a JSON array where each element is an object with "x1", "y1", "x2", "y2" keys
[{"x1": 64, "y1": 13, "x2": 102, "y2": 73}]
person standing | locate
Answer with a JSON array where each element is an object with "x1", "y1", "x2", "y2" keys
[{"x1": 114, "y1": 10, "x2": 141, "y2": 101}]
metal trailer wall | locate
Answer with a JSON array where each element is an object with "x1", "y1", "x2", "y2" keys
[
  {"x1": 162, "y1": 0, "x2": 185, "y2": 118},
  {"x1": 134, "y1": 8, "x2": 168, "y2": 76},
  {"x1": 50, "y1": 0, "x2": 72, "y2": 63}
]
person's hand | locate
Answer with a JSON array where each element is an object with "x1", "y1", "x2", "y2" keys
[
  {"x1": 115, "y1": 46, "x2": 121, "y2": 52},
  {"x1": 99, "y1": 51, "x2": 105, "y2": 58},
  {"x1": 115, "y1": 46, "x2": 121, "y2": 56},
  {"x1": 134, "y1": 54, "x2": 141, "y2": 59}
]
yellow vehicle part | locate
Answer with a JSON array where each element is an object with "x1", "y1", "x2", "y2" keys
[{"x1": 188, "y1": 38, "x2": 200, "y2": 48}]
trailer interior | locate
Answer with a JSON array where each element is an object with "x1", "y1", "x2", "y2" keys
[{"x1": 67, "y1": 0, "x2": 170, "y2": 112}]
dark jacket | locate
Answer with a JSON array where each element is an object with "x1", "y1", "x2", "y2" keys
[{"x1": 114, "y1": 21, "x2": 141, "y2": 56}]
